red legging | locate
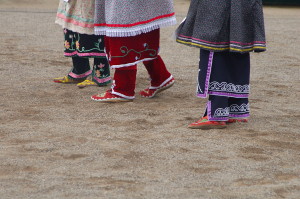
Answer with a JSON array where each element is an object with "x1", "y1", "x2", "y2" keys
[{"x1": 112, "y1": 55, "x2": 171, "y2": 98}]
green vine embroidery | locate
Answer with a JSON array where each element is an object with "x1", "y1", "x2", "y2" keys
[
  {"x1": 66, "y1": 33, "x2": 105, "y2": 53},
  {"x1": 112, "y1": 43, "x2": 157, "y2": 59}
]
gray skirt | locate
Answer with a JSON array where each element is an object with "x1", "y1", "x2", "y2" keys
[{"x1": 176, "y1": 0, "x2": 266, "y2": 53}]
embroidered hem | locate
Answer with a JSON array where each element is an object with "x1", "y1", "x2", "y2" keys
[
  {"x1": 95, "y1": 17, "x2": 176, "y2": 37},
  {"x1": 177, "y1": 36, "x2": 266, "y2": 53},
  {"x1": 93, "y1": 76, "x2": 112, "y2": 84},
  {"x1": 55, "y1": 17, "x2": 95, "y2": 35},
  {"x1": 64, "y1": 52, "x2": 106, "y2": 57},
  {"x1": 68, "y1": 70, "x2": 92, "y2": 79},
  {"x1": 207, "y1": 101, "x2": 228, "y2": 121}
]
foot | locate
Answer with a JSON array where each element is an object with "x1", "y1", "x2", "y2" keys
[
  {"x1": 77, "y1": 79, "x2": 97, "y2": 88},
  {"x1": 227, "y1": 118, "x2": 248, "y2": 123},
  {"x1": 139, "y1": 77, "x2": 175, "y2": 98},
  {"x1": 91, "y1": 90, "x2": 133, "y2": 102},
  {"x1": 53, "y1": 76, "x2": 83, "y2": 84},
  {"x1": 188, "y1": 116, "x2": 227, "y2": 129}
]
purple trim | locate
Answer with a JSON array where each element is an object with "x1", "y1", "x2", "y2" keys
[
  {"x1": 208, "y1": 91, "x2": 249, "y2": 98},
  {"x1": 229, "y1": 114, "x2": 250, "y2": 118},
  {"x1": 197, "y1": 51, "x2": 214, "y2": 98},
  {"x1": 68, "y1": 70, "x2": 92, "y2": 79},
  {"x1": 209, "y1": 117, "x2": 228, "y2": 121},
  {"x1": 64, "y1": 52, "x2": 106, "y2": 57},
  {"x1": 207, "y1": 100, "x2": 228, "y2": 121},
  {"x1": 178, "y1": 34, "x2": 266, "y2": 45},
  {"x1": 207, "y1": 101, "x2": 212, "y2": 119},
  {"x1": 207, "y1": 100, "x2": 229, "y2": 121},
  {"x1": 93, "y1": 76, "x2": 111, "y2": 84}
]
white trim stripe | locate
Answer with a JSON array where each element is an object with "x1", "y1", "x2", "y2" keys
[
  {"x1": 110, "y1": 57, "x2": 157, "y2": 69},
  {"x1": 149, "y1": 75, "x2": 174, "y2": 89},
  {"x1": 111, "y1": 89, "x2": 135, "y2": 99},
  {"x1": 95, "y1": 17, "x2": 176, "y2": 37}
]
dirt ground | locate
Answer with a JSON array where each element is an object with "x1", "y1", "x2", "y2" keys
[{"x1": 0, "y1": 1, "x2": 299, "y2": 198}]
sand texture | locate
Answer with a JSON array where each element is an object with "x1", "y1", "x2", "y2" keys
[{"x1": 0, "y1": 0, "x2": 300, "y2": 198}]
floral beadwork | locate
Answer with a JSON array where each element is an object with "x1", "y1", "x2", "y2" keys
[
  {"x1": 63, "y1": 29, "x2": 106, "y2": 58},
  {"x1": 64, "y1": 41, "x2": 70, "y2": 49},
  {"x1": 76, "y1": 41, "x2": 80, "y2": 49}
]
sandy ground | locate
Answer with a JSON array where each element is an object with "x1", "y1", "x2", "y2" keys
[{"x1": 0, "y1": 0, "x2": 300, "y2": 198}]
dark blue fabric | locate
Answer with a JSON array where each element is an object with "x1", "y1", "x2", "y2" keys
[{"x1": 197, "y1": 49, "x2": 250, "y2": 98}]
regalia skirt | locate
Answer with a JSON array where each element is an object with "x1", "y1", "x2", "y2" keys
[{"x1": 176, "y1": 0, "x2": 266, "y2": 53}]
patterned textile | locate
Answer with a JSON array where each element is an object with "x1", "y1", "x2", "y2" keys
[
  {"x1": 176, "y1": 0, "x2": 266, "y2": 53},
  {"x1": 56, "y1": 0, "x2": 96, "y2": 35},
  {"x1": 197, "y1": 49, "x2": 250, "y2": 99},
  {"x1": 64, "y1": 29, "x2": 111, "y2": 85},
  {"x1": 105, "y1": 29, "x2": 160, "y2": 68},
  {"x1": 67, "y1": 56, "x2": 111, "y2": 86},
  {"x1": 205, "y1": 95, "x2": 250, "y2": 121},
  {"x1": 68, "y1": 56, "x2": 92, "y2": 79},
  {"x1": 94, "y1": 0, "x2": 176, "y2": 37},
  {"x1": 63, "y1": 29, "x2": 106, "y2": 58},
  {"x1": 91, "y1": 58, "x2": 111, "y2": 85}
]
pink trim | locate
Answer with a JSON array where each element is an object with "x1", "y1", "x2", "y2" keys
[
  {"x1": 57, "y1": 13, "x2": 94, "y2": 28},
  {"x1": 93, "y1": 76, "x2": 111, "y2": 84},
  {"x1": 68, "y1": 70, "x2": 92, "y2": 79},
  {"x1": 64, "y1": 51, "x2": 78, "y2": 56},
  {"x1": 64, "y1": 52, "x2": 106, "y2": 57},
  {"x1": 95, "y1": 13, "x2": 175, "y2": 28},
  {"x1": 179, "y1": 34, "x2": 266, "y2": 45}
]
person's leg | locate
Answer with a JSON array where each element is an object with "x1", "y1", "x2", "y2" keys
[
  {"x1": 92, "y1": 57, "x2": 111, "y2": 85},
  {"x1": 227, "y1": 97, "x2": 249, "y2": 123},
  {"x1": 143, "y1": 56, "x2": 172, "y2": 87},
  {"x1": 206, "y1": 95, "x2": 229, "y2": 121},
  {"x1": 188, "y1": 95, "x2": 228, "y2": 129},
  {"x1": 91, "y1": 65, "x2": 136, "y2": 102},
  {"x1": 112, "y1": 66, "x2": 137, "y2": 97},
  {"x1": 53, "y1": 56, "x2": 91, "y2": 83},
  {"x1": 92, "y1": 28, "x2": 173, "y2": 101},
  {"x1": 189, "y1": 48, "x2": 250, "y2": 129},
  {"x1": 140, "y1": 55, "x2": 174, "y2": 98},
  {"x1": 139, "y1": 29, "x2": 174, "y2": 98},
  {"x1": 54, "y1": 29, "x2": 92, "y2": 83},
  {"x1": 77, "y1": 57, "x2": 111, "y2": 87},
  {"x1": 70, "y1": 56, "x2": 91, "y2": 77}
]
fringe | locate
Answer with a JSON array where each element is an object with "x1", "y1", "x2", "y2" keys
[{"x1": 95, "y1": 17, "x2": 176, "y2": 37}]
